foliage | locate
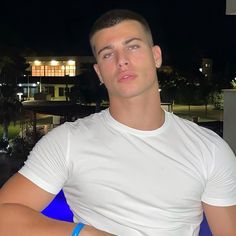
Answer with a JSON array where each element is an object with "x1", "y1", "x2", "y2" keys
[
  {"x1": 158, "y1": 64, "x2": 215, "y2": 106},
  {"x1": 69, "y1": 65, "x2": 108, "y2": 109},
  {"x1": 0, "y1": 84, "x2": 17, "y2": 98},
  {"x1": 158, "y1": 67, "x2": 179, "y2": 103},
  {"x1": 0, "y1": 55, "x2": 29, "y2": 86},
  {"x1": 0, "y1": 97, "x2": 23, "y2": 140},
  {"x1": 210, "y1": 91, "x2": 224, "y2": 110},
  {"x1": 0, "y1": 52, "x2": 28, "y2": 141},
  {"x1": 8, "y1": 137, "x2": 31, "y2": 161},
  {"x1": 231, "y1": 79, "x2": 236, "y2": 89},
  {"x1": 0, "y1": 152, "x2": 11, "y2": 187}
]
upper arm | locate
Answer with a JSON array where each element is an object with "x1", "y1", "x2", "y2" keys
[
  {"x1": 203, "y1": 202, "x2": 236, "y2": 236},
  {"x1": 0, "y1": 173, "x2": 55, "y2": 212}
]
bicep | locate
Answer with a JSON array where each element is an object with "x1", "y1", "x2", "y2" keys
[
  {"x1": 0, "y1": 173, "x2": 55, "y2": 212},
  {"x1": 203, "y1": 202, "x2": 236, "y2": 236}
]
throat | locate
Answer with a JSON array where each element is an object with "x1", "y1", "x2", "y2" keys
[{"x1": 109, "y1": 106, "x2": 165, "y2": 131}]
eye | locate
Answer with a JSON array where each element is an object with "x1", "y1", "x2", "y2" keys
[
  {"x1": 128, "y1": 44, "x2": 140, "y2": 50},
  {"x1": 102, "y1": 52, "x2": 113, "y2": 59}
]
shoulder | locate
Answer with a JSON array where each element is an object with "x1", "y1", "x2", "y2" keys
[
  {"x1": 166, "y1": 112, "x2": 233, "y2": 159},
  {"x1": 167, "y1": 112, "x2": 235, "y2": 163},
  {"x1": 167, "y1": 112, "x2": 222, "y2": 145},
  {"x1": 46, "y1": 109, "x2": 107, "y2": 138},
  {"x1": 65, "y1": 109, "x2": 107, "y2": 134}
]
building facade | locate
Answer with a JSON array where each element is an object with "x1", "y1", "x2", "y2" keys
[{"x1": 19, "y1": 56, "x2": 95, "y2": 101}]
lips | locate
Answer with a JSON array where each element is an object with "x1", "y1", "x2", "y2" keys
[{"x1": 118, "y1": 73, "x2": 137, "y2": 82}]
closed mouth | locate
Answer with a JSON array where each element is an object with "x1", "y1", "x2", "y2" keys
[{"x1": 118, "y1": 73, "x2": 136, "y2": 82}]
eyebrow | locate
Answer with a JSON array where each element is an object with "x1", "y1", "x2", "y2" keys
[
  {"x1": 97, "y1": 45, "x2": 113, "y2": 56},
  {"x1": 97, "y1": 37, "x2": 143, "y2": 56},
  {"x1": 124, "y1": 37, "x2": 143, "y2": 45}
]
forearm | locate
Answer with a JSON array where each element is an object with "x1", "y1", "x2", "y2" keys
[
  {"x1": 0, "y1": 203, "x2": 115, "y2": 236},
  {"x1": 0, "y1": 203, "x2": 75, "y2": 236}
]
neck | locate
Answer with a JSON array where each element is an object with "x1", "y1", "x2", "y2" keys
[{"x1": 109, "y1": 91, "x2": 164, "y2": 131}]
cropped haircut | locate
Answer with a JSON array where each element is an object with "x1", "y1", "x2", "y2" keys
[{"x1": 89, "y1": 9, "x2": 154, "y2": 56}]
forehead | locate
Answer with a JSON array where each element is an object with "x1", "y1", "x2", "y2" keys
[{"x1": 91, "y1": 20, "x2": 149, "y2": 52}]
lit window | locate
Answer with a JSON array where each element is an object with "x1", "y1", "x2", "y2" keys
[
  {"x1": 68, "y1": 60, "x2": 75, "y2": 65},
  {"x1": 32, "y1": 66, "x2": 45, "y2": 76},
  {"x1": 51, "y1": 60, "x2": 58, "y2": 66},
  {"x1": 34, "y1": 60, "x2": 41, "y2": 65}
]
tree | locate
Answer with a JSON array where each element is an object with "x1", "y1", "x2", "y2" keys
[
  {"x1": 0, "y1": 53, "x2": 28, "y2": 142},
  {"x1": 69, "y1": 65, "x2": 108, "y2": 111},
  {"x1": 0, "y1": 96, "x2": 23, "y2": 141},
  {"x1": 158, "y1": 66, "x2": 177, "y2": 103},
  {"x1": 0, "y1": 54, "x2": 29, "y2": 86}
]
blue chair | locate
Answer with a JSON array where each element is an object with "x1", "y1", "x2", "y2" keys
[
  {"x1": 42, "y1": 191, "x2": 212, "y2": 235},
  {"x1": 41, "y1": 191, "x2": 73, "y2": 222}
]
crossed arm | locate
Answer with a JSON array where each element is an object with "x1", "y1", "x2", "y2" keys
[{"x1": 0, "y1": 173, "x2": 114, "y2": 236}]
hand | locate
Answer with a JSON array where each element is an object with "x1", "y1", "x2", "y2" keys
[{"x1": 80, "y1": 225, "x2": 116, "y2": 236}]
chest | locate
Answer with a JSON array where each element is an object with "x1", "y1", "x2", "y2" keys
[{"x1": 68, "y1": 135, "x2": 205, "y2": 211}]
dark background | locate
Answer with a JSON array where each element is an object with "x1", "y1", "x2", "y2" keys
[{"x1": 0, "y1": 0, "x2": 235, "y2": 72}]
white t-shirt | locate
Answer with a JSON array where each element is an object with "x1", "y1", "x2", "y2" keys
[{"x1": 19, "y1": 109, "x2": 236, "y2": 236}]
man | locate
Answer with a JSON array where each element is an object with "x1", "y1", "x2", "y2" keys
[{"x1": 0, "y1": 9, "x2": 236, "y2": 236}]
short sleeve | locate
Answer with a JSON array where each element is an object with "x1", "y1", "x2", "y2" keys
[
  {"x1": 19, "y1": 124, "x2": 70, "y2": 194},
  {"x1": 202, "y1": 138, "x2": 236, "y2": 206}
]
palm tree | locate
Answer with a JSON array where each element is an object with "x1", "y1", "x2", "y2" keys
[
  {"x1": 0, "y1": 54, "x2": 28, "y2": 142},
  {"x1": 0, "y1": 56, "x2": 14, "y2": 85},
  {"x1": 0, "y1": 97, "x2": 23, "y2": 141},
  {"x1": 0, "y1": 54, "x2": 29, "y2": 86}
]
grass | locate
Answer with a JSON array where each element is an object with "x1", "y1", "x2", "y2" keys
[
  {"x1": 0, "y1": 115, "x2": 53, "y2": 140},
  {"x1": 0, "y1": 122, "x2": 21, "y2": 139}
]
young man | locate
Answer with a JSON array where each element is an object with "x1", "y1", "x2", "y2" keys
[{"x1": 0, "y1": 9, "x2": 236, "y2": 236}]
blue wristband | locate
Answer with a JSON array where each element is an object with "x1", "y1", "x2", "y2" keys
[{"x1": 71, "y1": 223, "x2": 85, "y2": 236}]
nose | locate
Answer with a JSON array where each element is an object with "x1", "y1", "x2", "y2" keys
[
  {"x1": 119, "y1": 61, "x2": 128, "y2": 68},
  {"x1": 117, "y1": 51, "x2": 129, "y2": 69}
]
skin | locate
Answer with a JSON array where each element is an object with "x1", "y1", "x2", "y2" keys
[
  {"x1": 92, "y1": 20, "x2": 164, "y2": 130},
  {"x1": 0, "y1": 19, "x2": 236, "y2": 236},
  {"x1": 92, "y1": 20, "x2": 236, "y2": 235},
  {"x1": 0, "y1": 173, "x2": 114, "y2": 236}
]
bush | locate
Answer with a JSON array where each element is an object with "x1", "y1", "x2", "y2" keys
[{"x1": 211, "y1": 91, "x2": 224, "y2": 110}]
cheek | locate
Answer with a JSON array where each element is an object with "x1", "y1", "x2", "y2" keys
[
  {"x1": 132, "y1": 50, "x2": 155, "y2": 67},
  {"x1": 134, "y1": 54, "x2": 156, "y2": 75},
  {"x1": 98, "y1": 63, "x2": 116, "y2": 84}
]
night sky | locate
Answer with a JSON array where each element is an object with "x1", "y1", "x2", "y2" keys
[{"x1": 1, "y1": 0, "x2": 236, "y2": 73}]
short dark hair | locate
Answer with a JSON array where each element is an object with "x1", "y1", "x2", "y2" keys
[{"x1": 89, "y1": 9, "x2": 153, "y2": 54}]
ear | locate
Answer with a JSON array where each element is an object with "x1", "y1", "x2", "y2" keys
[
  {"x1": 93, "y1": 64, "x2": 104, "y2": 84},
  {"x1": 152, "y1": 45, "x2": 162, "y2": 69}
]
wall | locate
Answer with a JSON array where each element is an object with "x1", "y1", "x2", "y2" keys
[{"x1": 223, "y1": 89, "x2": 236, "y2": 154}]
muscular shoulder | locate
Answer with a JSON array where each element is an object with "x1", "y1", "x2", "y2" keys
[
  {"x1": 43, "y1": 110, "x2": 105, "y2": 139},
  {"x1": 168, "y1": 112, "x2": 223, "y2": 147},
  {"x1": 62, "y1": 110, "x2": 107, "y2": 140}
]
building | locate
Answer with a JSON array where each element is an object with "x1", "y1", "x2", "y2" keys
[
  {"x1": 200, "y1": 58, "x2": 213, "y2": 80},
  {"x1": 18, "y1": 56, "x2": 95, "y2": 101}
]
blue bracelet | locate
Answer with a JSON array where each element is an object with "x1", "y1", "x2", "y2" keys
[{"x1": 71, "y1": 223, "x2": 85, "y2": 236}]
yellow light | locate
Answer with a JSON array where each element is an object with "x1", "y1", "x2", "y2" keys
[
  {"x1": 51, "y1": 60, "x2": 58, "y2": 66},
  {"x1": 67, "y1": 60, "x2": 75, "y2": 65},
  {"x1": 34, "y1": 60, "x2": 41, "y2": 65}
]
